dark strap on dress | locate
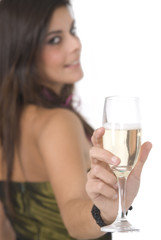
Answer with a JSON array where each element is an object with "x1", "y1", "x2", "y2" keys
[{"x1": 16, "y1": 234, "x2": 112, "y2": 240}]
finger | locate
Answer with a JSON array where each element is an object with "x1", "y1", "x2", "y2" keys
[
  {"x1": 131, "y1": 141, "x2": 152, "y2": 178},
  {"x1": 86, "y1": 176, "x2": 118, "y2": 200},
  {"x1": 90, "y1": 146, "x2": 120, "y2": 166},
  {"x1": 91, "y1": 127, "x2": 105, "y2": 148},
  {"x1": 89, "y1": 164, "x2": 118, "y2": 188}
]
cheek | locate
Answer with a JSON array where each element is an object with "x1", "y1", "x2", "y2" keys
[{"x1": 41, "y1": 47, "x2": 65, "y2": 68}]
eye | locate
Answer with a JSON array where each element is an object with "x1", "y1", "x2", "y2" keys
[
  {"x1": 47, "y1": 36, "x2": 61, "y2": 45},
  {"x1": 70, "y1": 26, "x2": 77, "y2": 36}
]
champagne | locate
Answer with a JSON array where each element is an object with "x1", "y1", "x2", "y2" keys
[{"x1": 103, "y1": 125, "x2": 141, "y2": 177}]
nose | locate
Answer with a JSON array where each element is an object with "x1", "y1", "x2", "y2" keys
[{"x1": 67, "y1": 34, "x2": 82, "y2": 53}]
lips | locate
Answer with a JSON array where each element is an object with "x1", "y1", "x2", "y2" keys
[{"x1": 64, "y1": 60, "x2": 80, "y2": 68}]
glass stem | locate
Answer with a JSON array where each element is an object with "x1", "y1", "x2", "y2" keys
[{"x1": 117, "y1": 176, "x2": 127, "y2": 221}]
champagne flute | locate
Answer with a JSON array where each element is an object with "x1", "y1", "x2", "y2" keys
[{"x1": 101, "y1": 96, "x2": 141, "y2": 233}]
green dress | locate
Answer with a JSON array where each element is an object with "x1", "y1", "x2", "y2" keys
[{"x1": 0, "y1": 181, "x2": 111, "y2": 240}]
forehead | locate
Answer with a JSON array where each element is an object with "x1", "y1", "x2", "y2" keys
[{"x1": 48, "y1": 6, "x2": 74, "y2": 31}]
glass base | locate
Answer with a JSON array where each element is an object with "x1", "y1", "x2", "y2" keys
[{"x1": 101, "y1": 219, "x2": 139, "y2": 233}]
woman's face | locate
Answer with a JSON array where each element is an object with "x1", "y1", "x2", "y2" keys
[{"x1": 40, "y1": 6, "x2": 83, "y2": 94}]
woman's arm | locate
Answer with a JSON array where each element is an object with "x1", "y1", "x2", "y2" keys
[
  {"x1": 0, "y1": 202, "x2": 16, "y2": 240},
  {"x1": 38, "y1": 109, "x2": 118, "y2": 239},
  {"x1": 38, "y1": 109, "x2": 152, "y2": 239}
]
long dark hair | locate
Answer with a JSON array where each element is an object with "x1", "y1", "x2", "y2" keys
[{"x1": 0, "y1": 0, "x2": 93, "y2": 211}]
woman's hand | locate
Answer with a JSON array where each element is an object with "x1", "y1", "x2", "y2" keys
[
  {"x1": 86, "y1": 127, "x2": 152, "y2": 224},
  {"x1": 86, "y1": 127, "x2": 120, "y2": 224}
]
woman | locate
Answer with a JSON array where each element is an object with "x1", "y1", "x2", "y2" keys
[{"x1": 0, "y1": 0, "x2": 152, "y2": 239}]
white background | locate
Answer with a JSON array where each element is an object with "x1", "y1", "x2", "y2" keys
[{"x1": 72, "y1": 0, "x2": 161, "y2": 239}]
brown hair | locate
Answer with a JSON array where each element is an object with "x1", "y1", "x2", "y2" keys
[{"x1": 0, "y1": 0, "x2": 93, "y2": 211}]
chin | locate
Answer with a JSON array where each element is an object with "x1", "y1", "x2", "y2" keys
[{"x1": 72, "y1": 70, "x2": 84, "y2": 82}]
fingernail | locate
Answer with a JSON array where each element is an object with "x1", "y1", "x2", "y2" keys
[{"x1": 111, "y1": 156, "x2": 119, "y2": 165}]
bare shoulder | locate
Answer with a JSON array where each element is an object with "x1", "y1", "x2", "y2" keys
[
  {"x1": 41, "y1": 107, "x2": 83, "y2": 133},
  {"x1": 22, "y1": 105, "x2": 84, "y2": 139},
  {"x1": 37, "y1": 107, "x2": 86, "y2": 149},
  {"x1": 21, "y1": 105, "x2": 88, "y2": 163},
  {"x1": 22, "y1": 105, "x2": 86, "y2": 151},
  {"x1": 44, "y1": 107, "x2": 83, "y2": 129}
]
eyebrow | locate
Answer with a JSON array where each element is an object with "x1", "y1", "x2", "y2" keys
[
  {"x1": 46, "y1": 30, "x2": 62, "y2": 36},
  {"x1": 46, "y1": 20, "x2": 75, "y2": 36}
]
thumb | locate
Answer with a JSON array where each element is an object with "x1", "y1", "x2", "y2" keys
[{"x1": 132, "y1": 141, "x2": 152, "y2": 178}]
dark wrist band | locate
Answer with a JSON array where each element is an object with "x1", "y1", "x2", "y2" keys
[
  {"x1": 91, "y1": 204, "x2": 106, "y2": 227},
  {"x1": 91, "y1": 204, "x2": 133, "y2": 227}
]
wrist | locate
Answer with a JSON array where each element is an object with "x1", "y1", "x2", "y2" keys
[
  {"x1": 91, "y1": 204, "x2": 106, "y2": 227},
  {"x1": 91, "y1": 204, "x2": 133, "y2": 227}
]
